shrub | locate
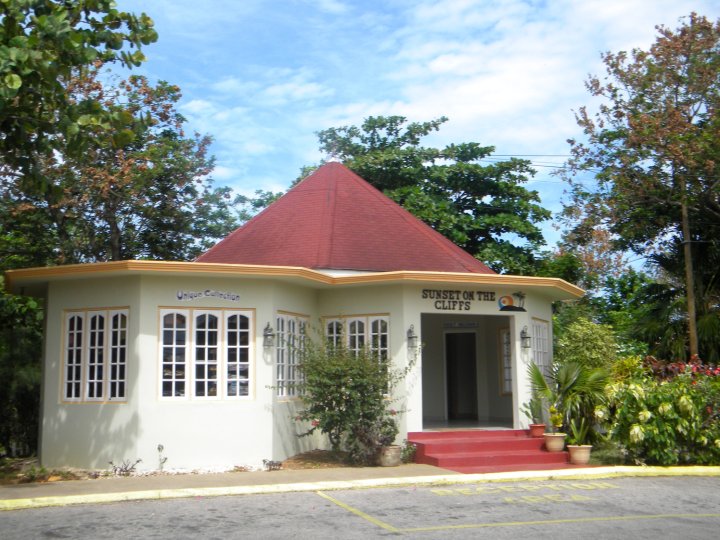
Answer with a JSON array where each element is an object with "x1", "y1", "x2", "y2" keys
[
  {"x1": 603, "y1": 362, "x2": 720, "y2": 465},
  {"x1": 295, "y1": 338, "x2": 413, "y2": 465},
  {"x1": 528, "y1": 361, "x2": 608, "y2": 440},
  {"x1": 554, "y1": 317, "x2": 617, "y2": 368}
]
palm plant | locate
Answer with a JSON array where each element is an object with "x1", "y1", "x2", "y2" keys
[{"x1": 528, "y1": 361, "x2": 608, "y2": 441}]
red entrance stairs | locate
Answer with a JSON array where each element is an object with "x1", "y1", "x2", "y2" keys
[{"x1": 408, "y1": 429, "x2": 580, "y2": 474}]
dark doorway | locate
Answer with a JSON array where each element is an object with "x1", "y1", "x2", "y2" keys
[{"x1": 446, "y1": 332, "x2": 478, "y2": 421}]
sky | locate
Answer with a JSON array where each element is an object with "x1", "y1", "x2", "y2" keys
[{"x1": 119, "y1": 0, "x2": 718, "y2": 246}]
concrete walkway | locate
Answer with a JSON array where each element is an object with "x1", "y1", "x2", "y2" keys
[{"x1": 2, "y1": 464, "x2": 720, "y2": 511}]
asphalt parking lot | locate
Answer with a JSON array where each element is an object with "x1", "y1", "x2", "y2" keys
[
  {"x1": 317, "y1": 476, "x2": 720, "y2": 537},
  {"x1": 312, "y1": 478, "x2": 720, "y2": 538},
  {"x1": 2, "y1": 475, "x2": 719, "y2": 539}
]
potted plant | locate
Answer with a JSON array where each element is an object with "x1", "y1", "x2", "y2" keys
[
  {"x1": 528, "y1": 361, "x2": 608, "y2": 456},
  {"x1": 528, "y1": 363, "x2": 566, "y2": 451},
  {"x1": 374, "y1": 415, "x2": 402, "y2": 467},
  {"x1": 543, "y1": 405, "x2": 566, "y2": 452},
  {"x1": 522, "y1": 393, "x2": 546, "y2": 437},
  {"x1": 567, "y1": 418, "x2": 592, "y2": 465}
]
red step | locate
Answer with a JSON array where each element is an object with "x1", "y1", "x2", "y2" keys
[{"x1": 408, "y1": 429, "x2": 576, "y2": 474}]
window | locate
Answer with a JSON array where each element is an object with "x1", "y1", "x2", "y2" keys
[
  {"x1": 194, "y1": 312, "x2": 219, "y2": 397},
  {"x1": 324, "y1": 315, "x2": 389, "y2": 360},
  {"x1": 326, "y1": 320, "x2": 342, "y2": 347},
  {"x1": 160, "y1": 309, "x2": 253, "y2": 399},
  {"x1": 532, "y1": 319, "x2": 551, "y2": 376},
  {"x1": 109, "y1": 312, "x2": 128, "y2": 399},
  {"x1": 63, "y1": 309, "x2": 128, "y2": 402},
  {"x1": 276, "y1": 313, "x2": 307, "y2": 397},
  {"x1": 499, "y1": 328, "x2": 512, "y2": 395},
  {"x1": 226, "y1": 313, "x2": 250, "y2": 398}
]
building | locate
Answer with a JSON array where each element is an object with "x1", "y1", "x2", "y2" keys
[{"x1": 5, "y1": 162, "x2": 583, "y2": 471}]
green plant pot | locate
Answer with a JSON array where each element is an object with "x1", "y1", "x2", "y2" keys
[{"x1": 543, "y1": 433, "x2": 566, "y2": 452}]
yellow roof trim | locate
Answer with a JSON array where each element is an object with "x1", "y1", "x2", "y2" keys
[{"x1": 4, "y1": 260, "x2": 584, "y2": 298}]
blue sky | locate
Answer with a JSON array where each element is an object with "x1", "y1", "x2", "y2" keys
[{"x1": 119, "y1": 0, "x2": 718, "y2": 245}]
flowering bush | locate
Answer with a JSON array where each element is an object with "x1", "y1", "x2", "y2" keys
[
  {"x1": 604, "y1": 357, "x2": 720, "y2": 465},
  {"x1": 295, "y1": 337, "x2": 413, "y2": 465}
]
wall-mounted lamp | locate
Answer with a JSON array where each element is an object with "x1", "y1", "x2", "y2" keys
[
  {"x1": 520, "y1": 326, "x2": 532, "y2": 349},
  {"x1": 263, "y1": 323, "x2": 275, "y2": 349},
  {"x1": 407, "y1": 324, "x2": 419, "y2": 349}
]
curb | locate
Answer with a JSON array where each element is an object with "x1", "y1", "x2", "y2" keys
[{"x1": 3, "y1": 466, "x2": 720, "y2": 511}]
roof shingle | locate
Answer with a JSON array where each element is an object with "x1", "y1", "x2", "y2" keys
[{"x1": 197, "y1": 162, "x2": 494, "y2": 274}]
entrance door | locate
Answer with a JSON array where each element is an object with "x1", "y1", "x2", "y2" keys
[{"x1": 445, "y1": 332, "x2": 478, "y2": 421}]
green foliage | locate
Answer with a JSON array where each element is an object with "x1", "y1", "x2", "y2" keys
[
  {"x1": 22, "y1": 465, "x2": 49, "y2": 483},
  {"x1": 0, "y1": 282, "x2": 42, "y2": 456},
  {"x1": 400, "y1": 440, "x2": 417, "y2": 464},
  {"x1": 521, "y1": 393, "x2": 544, "y2": 424},
  {"x1": 603, "y1": 366, "x2": 720, "y2": 465},
  {"x1": 534, "y1": 251, "x2": 587, "y2": 289},
  {"x1": 554, "y1": 316, "x2": 617, "y2": 368},
  {"x1": 528, "y1": 361, "x2": 609, "y2": 440},
  {"x1": 609, "y1": 355, "x2": 648, "y2": 383},
  {"x1": 561, "y1": 13, "x2": 720, "y2": 359},
  {"x1": 0, "y1": 0, "x2": 158, "y2": 179},
  {"x1": 309, "y1": 115, "x2": 551, "y2": 274},
  {"x1": 568, "y1": 417, "x2": 590, "y2": 445},
  {"x1": 296, "y1": 337, "x2": 412, "y2": 465},
  {"x1": 1, "y1": 67, "x2": 241, "y2": 263}
]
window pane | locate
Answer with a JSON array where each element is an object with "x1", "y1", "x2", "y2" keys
[
  {"x1": 64, "y1": 314, "x2": 84, "y2": 400},
  {"x1": 110, "y1": 312, "x2": 128, "y2": 400},
  {"x1": 227, "y1": 314, "x2": 250, "y2": 398},
  {"x1": 161, "y1": 311, "x2": 187, "y2": 398},
  {"x1": 194, "y1": 313, "x2": 219, "y2": 398}
]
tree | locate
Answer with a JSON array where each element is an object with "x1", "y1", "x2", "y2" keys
[
  {"x1": 0, "y1": 280, "x2": 43, "y2": 456},
  {"x1": 0, "y1": 1, "x2": 157, "y2": 182},
  {"x1": 309, "y1": 116, "x2": 551, "y2": 274},
  {"x1": 562, "y1": 13, "x2": 720, "y2": 357},
  {"x1": 1, "y1": 67, "x2": 241, "y2": 263}
]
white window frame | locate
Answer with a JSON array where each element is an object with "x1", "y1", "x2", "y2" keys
[
  {"x1": 275, "y1": 313, "x2": 307, "y2": 398},
  {"x1": 225, "y1": 311, "x2": 251, "y2": 399},
  {"x1": 109, "y1": 311, "x2": 128, "y2": 400},
  {"x1": 193, "y1": 310, "x2": 220, "y2": 399},
  {"x1": 532, "y1": 318, "x2": 551, "y2": 377},
  {"x1": 63, "y1": 308, "x2": 129, "y2": 403},
  {"x1": 159, "y1": 308, "x2": 254, "y2": 400},
  {"x1": 324, "y1": 315, "x2": 390, "y2": 360},
  {"x1": 498, "y1": 327, "x2": 512, "y2": 395}
]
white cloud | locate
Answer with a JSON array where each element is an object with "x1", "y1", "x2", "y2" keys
[{"x1": 122, "y1": 0, "x2": 719, "y2": 208}]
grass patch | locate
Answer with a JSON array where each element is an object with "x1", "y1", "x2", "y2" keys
[
  {"x1": 0, "y1": 457, "x2": 83, "y2": 484},
  {"x1": 589, "y1": 440, "x2": 628, "y2": 466}
]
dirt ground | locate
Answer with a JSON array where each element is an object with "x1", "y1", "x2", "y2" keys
[
  {"x1": 0, "y1": 450, "x2": 353, "y2": 484},
  {"x1": 280, "y1": 450, "x2": 356, "y2": 469}
]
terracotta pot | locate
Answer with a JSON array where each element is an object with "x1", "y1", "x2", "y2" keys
[
  {"x1": 567, "y1": 444, "x2": 593, "y2": 465},
  {"x1": 529, "y1": 423, "x2": 546, "y2": 438},
  {"x1": 377, "y1": 445, "x2": 402, "y2": 467},
  {"x1": 543, "y1": 433, "x2": 566, "y2": 452}
]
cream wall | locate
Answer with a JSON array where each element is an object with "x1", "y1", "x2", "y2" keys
[
  {"x1": 403, "y1": 285, "x2": 552, "y2": 430},
  {"x1": 38, "y1": 272, "x2": 557, "y2": 471},
  {"x1": 41, "y1": 274, "x2": 328, "y2": 472},
  {"x1": 317, "y1": 284, "x2": 418, "y2": 440},
  {"x1": 270, "y1": 282, "x2": 326, "y2": 460},
  {"x1": 133, "y1": 274, "x2": 278, "y2": 471},
  {"x1": 41, "y1": 277, "x2": 143, "y2": 470}
]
